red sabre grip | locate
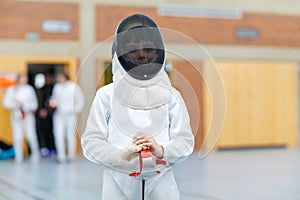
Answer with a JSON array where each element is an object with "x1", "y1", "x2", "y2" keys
[{"x1": 129, "y1": 150, "x2": 164, "y2": 178}]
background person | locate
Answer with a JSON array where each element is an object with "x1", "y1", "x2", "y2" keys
[
  {"x1": 2, "y1": 72, "x2": 40, "y2": 163},
  {"x1": 36, "y1": 73, "x2": 56, "y2": 157},
  {"x1": 50, "y1": 72, "x2": 85, "y2": 163}
]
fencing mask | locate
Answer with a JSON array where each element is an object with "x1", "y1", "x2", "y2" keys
[{"x1": 112, "y1": 14, "x2": 165, "y2": 80}]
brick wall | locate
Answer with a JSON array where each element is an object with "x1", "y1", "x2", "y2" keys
[
  {"x1": 96, "y1": 5, "x2": 300, "y2": 47},
  {"x1": 1, "y1": 2, "x2": 299, "y2": 46},
  {"x1": 0, "y1": 1, "x2": 78, "y2": 40}
]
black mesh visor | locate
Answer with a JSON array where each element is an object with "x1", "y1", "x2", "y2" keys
[{"x1": 116, "y1": 26, "x2": 165, "y2": 80}]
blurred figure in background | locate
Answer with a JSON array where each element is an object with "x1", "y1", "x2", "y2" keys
[
  {"x1": 36, "y1": 73, "x2": 56, "y2": 157},
  {"x1": 2, "y1": 72, "x2": 40, "y2": 163},
  {"x1": 50, "y1": 72, "x2": 85, "y2": 163}
]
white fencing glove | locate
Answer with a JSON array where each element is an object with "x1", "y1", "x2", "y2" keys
[{"x1": 120, "y1": 142, "x2": 149, "y2": 163}]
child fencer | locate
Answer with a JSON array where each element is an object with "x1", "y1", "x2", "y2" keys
[
  {"x1": 2, "y1": 72, "x2": 40, "y2": 163},
  {"x1": 81, "y1": 14, "x2": 194, "y2": 199}
]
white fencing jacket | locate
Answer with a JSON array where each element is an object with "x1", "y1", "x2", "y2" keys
[
  {"x1": 81, "y1": 57, "x2": 194, "y2": 199},
  {"x1": 51, "y1": 81, "x2": 85, "y2": 115},
  {"x1": 2, "y1": 84, "x2": 38, "y2": 119}
]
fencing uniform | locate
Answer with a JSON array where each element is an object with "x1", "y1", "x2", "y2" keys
[
  {"x1": 2, "y1": 84, "x2": 40, "y2": 163},
  {"x1": 51, "y1": 80, "x2": 85, "y2": 162},
  {"x1": 81, "y1": 14, "x2": 194, "y2": 200}
]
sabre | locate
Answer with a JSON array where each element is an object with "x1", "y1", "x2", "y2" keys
[{"x1": 129, "y1": 149, "x2": 166, "y2": 200}]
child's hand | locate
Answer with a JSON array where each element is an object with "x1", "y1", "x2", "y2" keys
[
  {"x1": 132, "y1": 132, "x2": 164, "y2": 159},
  {"x1": 13, "y1": 99, "x2": 21, "y2": 107},
  {"x1": 120, "y1": 142, "x2": 140, "y2": 162}
]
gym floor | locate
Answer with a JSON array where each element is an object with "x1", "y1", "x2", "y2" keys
[{"x1": 0, "y1": 147, "x2": 299, "y2": 200}]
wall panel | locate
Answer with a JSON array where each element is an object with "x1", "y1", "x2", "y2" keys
[
  {"x1": 171, "y1": 60, "x2": 204, "y2": 150},
  {"x1": 204, "y1": 61, "x2": 298, "y2": 148}
]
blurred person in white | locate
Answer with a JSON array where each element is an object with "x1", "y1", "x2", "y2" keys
[
  {"x1": 81, "y1": 14, "x2": 194, "y2": 199},
  {"x1": 2, "y1": 72, "x2": 40, "y2": 163},
  {"x1": 50, "y1": 72, "x2": 85, "y2": 163}
]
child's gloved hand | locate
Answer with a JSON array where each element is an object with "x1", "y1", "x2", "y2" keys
[
  {"x1": 132, "y1": 132, "x2": 164, "y2": 159},
  {"x1": 120, "y1": 142, "x2": 149, "y2": 162}
]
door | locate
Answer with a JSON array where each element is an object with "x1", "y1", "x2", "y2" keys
[
  {"x1": 0, "y1": 56, "x2": 77, "y2": 147},
  {"x1": 210, "y1": 60, "x2": 298, "y2": 148}
]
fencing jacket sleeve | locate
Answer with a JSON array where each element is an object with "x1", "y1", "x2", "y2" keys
[{"x1": 81, "y1": 87, "x2": 124, "y2": 167}]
